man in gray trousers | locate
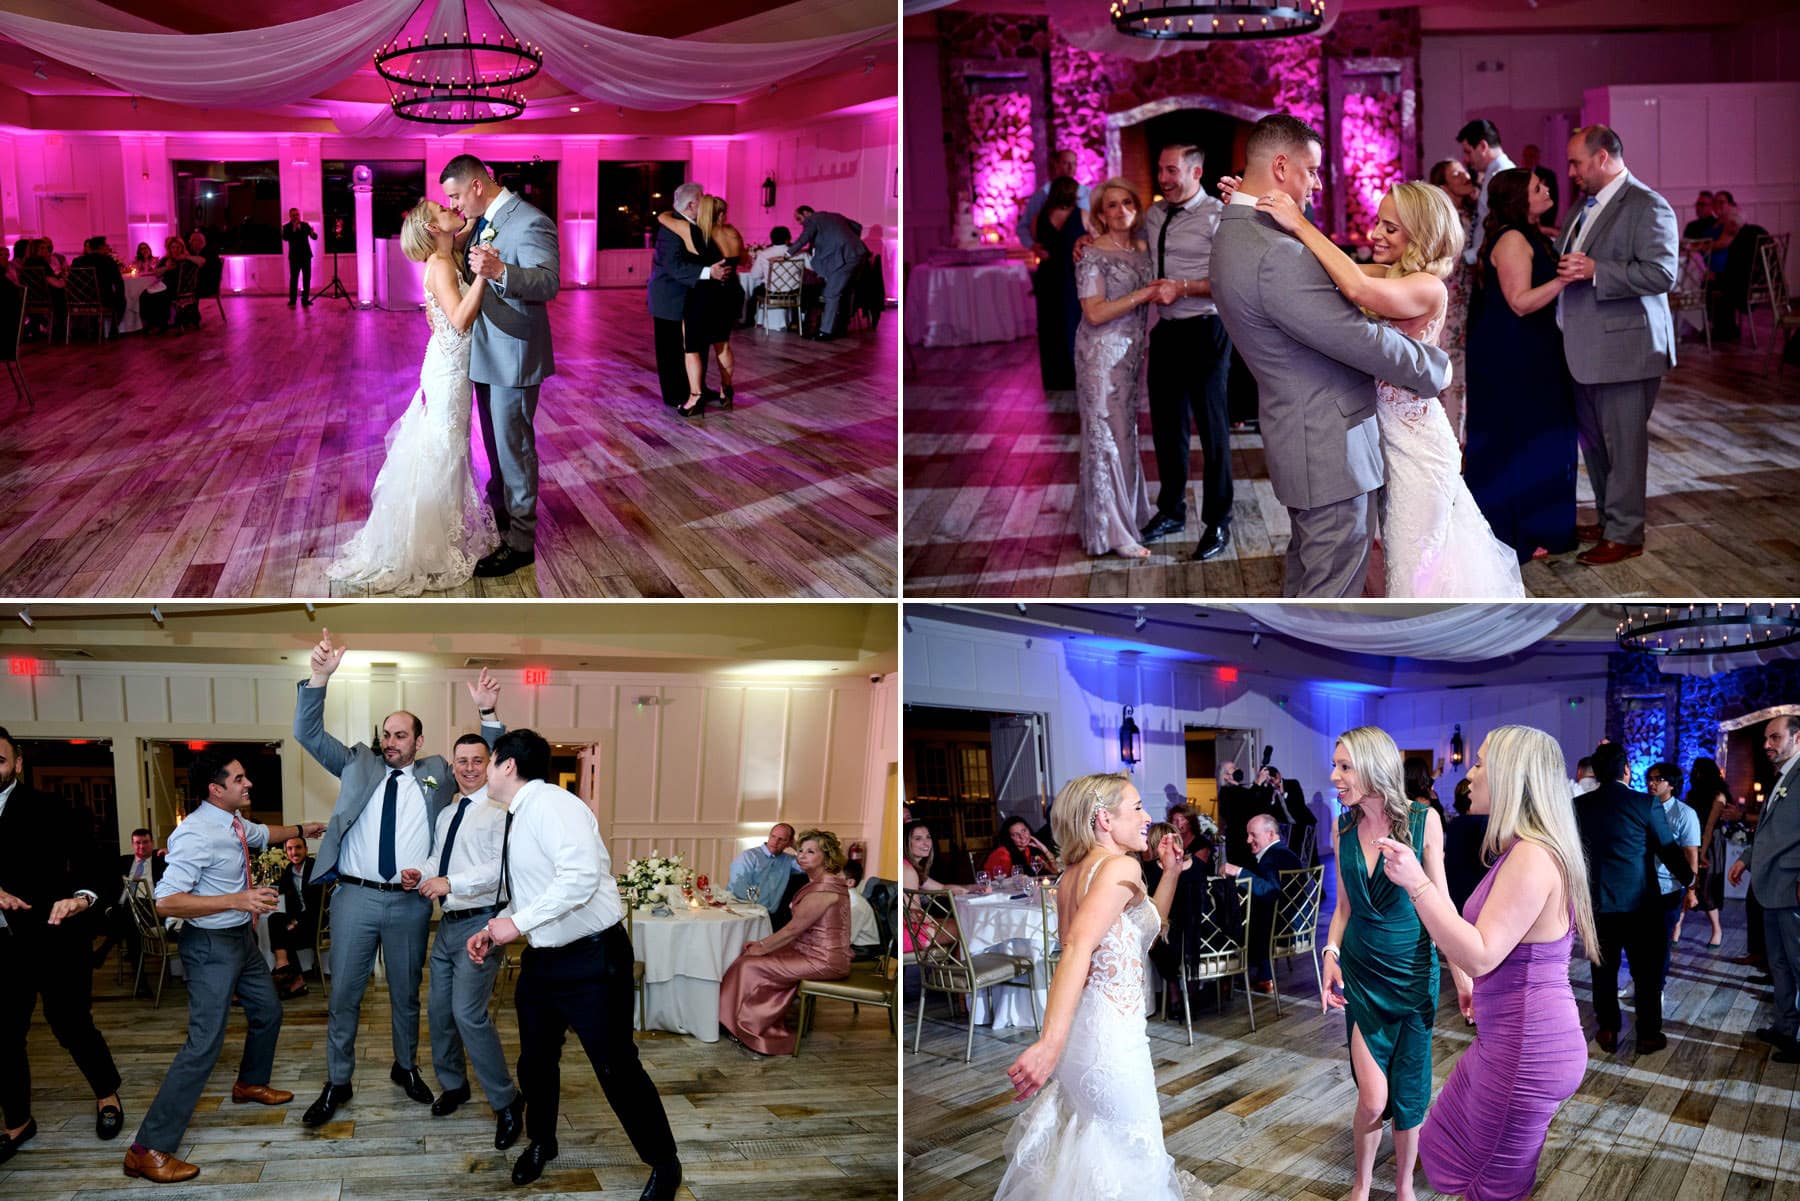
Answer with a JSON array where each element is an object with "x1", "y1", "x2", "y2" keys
[
  {"x1": 441, "y1": 154, "x2": 560, "y2": 579},
  {"x1": 1731, "y1": 714, "x2": 1800, "y2": 1064},
  {"x1": 126, "y1": 749, "x2": 324, "y2": 1183},
  {"x1": 295, "y1": 628, "x2": 503, "y2": 1127},
  {"x1": 399, "y1": 731, "x2": 524, "y2": 1149},
  {"x1": 789, "y1": 203, "x2": 870, "y2": 341},
  {"x1": 1554, "y1": 124, "x2": 1678, "y2": 568},
  {"x1": 1210, "y1": 114, "x2": 1450, "y2": 597}
]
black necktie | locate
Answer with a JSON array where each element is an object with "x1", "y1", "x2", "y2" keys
[
  {"x1": 293, "y1": 867, "x2": 305, "y2": 912},
  {"x1": 438, "y1": 797, "x2": 471, "y2": 878},
  {"x1": 378, "y1": 769, "x2": 401, "y2": 881},
  {"x1": 498, "y1": 811, "x2": 514, "y2": 907},
  {"x1": 1157, "y1": 203, "x2": 1182, "y2": 279}
]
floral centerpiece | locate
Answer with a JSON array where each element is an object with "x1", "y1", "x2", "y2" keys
[
  {"x1": 619, "y1": 850, "x2": 689, "y2": 906},
  {"x1": 252, "y1": 847, "x2": 291, "y2": 889}
]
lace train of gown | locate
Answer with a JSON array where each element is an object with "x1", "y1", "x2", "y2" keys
[
  {"x1": 1377, "y1": 310, "x2": 1526, "y2": 598},
  {"x1": 328, "y1": 274, "x2": 499, "y2": 596},
  {"x1": 994, "y1": 878, "x2": 1209, "y2": 1201}
]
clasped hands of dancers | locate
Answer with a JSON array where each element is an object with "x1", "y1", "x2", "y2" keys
[
  {"x1": 74, "y1": 629, "x2": 682, "y2": 1199},
  {"x1": 994, "y1": 724, "x2": 1599, "y2": 1201}
]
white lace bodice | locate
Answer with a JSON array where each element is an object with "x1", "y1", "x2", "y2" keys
[
  {"x1": 1375, "y1": 309, "x2": 1446, "y2": 426},
  {"x1": 1088, "y1": 897, "x2": 1160, "y2": 1018},
  {"x1": 425, "y1": 271, "x2": 473, "y2": 360}
]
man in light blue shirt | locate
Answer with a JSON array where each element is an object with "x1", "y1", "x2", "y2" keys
[
  {"x1": 1458, "y1": 119, "x2": 1516, "y2": 267},
  {"x1": 729, "y1": 824, "x2": 803, "y2": 921},
  {"x1": 128, "y1": 749, "x2": 323, "y2": 1183},
  {"x1": 1017, "y1": 149, "x2": 1092, "y2": 249},
  {"x1": 1647, "y1": 762, "x2": 1699, "y2": 1010}
]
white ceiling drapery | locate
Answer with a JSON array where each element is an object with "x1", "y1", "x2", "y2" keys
[{"x1": 1242, "y1": 604, "x2": 1588, "y2": 662}]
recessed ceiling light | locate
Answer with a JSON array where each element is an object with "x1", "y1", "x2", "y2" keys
[{"x1": 569, "y1": 105, "x2": 580, "y2": 112}]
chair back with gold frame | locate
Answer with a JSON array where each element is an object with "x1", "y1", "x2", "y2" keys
[{"x1": 903, "y1": 888, "x2": 1038, "y2": 1062}]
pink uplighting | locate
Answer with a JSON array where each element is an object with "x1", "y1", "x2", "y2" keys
[
  {"x1": 967, "y1": 91, "x2": 1034, "y2": 239},
  {"x1": 1341, "y1": 91, "x2": 1402, "y2": 246}
]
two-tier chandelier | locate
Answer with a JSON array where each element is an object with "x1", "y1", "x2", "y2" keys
[
  {"x1": 374, "y1": 0, "x2": 543, "y2": 125},
  {"x1": 1616, "y1": 603, "x2": 1800, "y2": 657},
  {"x1": 1109, "y1": 0, "x2": 1327, "y2": 41}
]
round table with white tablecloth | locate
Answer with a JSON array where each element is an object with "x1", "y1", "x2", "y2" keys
[
  {"x1": 953, "y1": 890, "x2": 1155, "y2": 1031},
  {"x1": 631, "y1": 904, "x2": 772, "y2": 1042},
  {"x1": 904, "y1": 260, "x2": 1033, "y2": 348},
  {"x1": 118, "y1": 273, "x2": 166, "y2": 334}
]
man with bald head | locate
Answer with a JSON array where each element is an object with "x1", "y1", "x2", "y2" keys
[
  {"x1": 1221, "y1": 812, "x2": 1303, "y2": 992},
  {"x1": 292, "y1": 629, "x2": 505, "y2": 1127}
]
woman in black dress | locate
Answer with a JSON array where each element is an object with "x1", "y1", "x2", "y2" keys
[
  {"x1": 1464, "y1": 168, "x2": 1577, "y2": 562},
  {"x1": 1686, "y1": 758, "x2": 1730, "y2": 948},
  {"x1": 659, "y1": 195, "x2": 745, "y2": 417},
  {"x1": 1032, "y1": 177, "x2": 1082, "y2": 392}
]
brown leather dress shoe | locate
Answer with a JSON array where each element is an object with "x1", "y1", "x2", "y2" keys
[
  {"x1": 1253, "y1": 980, "x2": 1275, "y2": 995},
  {"x1": 1577, "y1": 540, "x2": 1643, "y2": 566},
  {"x1": 1576, "y1": 522, "x2": 1605, "y2": 543},
  {"x1": 1595, "y1": 1028, "x2": 1619, "y2": 1053},
  {"x1": 123, "y1": 1147, "x2": 200, "y2": 1183},
  {"x1": 230, "y1": 1082, "x2": 294, "y2": 1106}
]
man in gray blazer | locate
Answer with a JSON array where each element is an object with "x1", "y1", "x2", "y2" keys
[
  {"x1": 294, "y1": 629, "x2": 504, "y2": 1127},
  {"x1": 1210, "y1": 114, "x2": 1451, "y2": 597},
  {"x1": 1731, "y1": 714, "x2": 1800, "y2": 1063},
  {"x1": 441, "y1": 154, "x2": 560, "y2": 578},
  {"x1": 1555, "y1": 125, "x2": 1678, "y2": 568},
  {"x1": 789, "y1": 204, "x2": 870, "y2": 341}
]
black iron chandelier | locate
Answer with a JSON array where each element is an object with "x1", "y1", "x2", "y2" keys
[
  {"x1": 1109, "y1": 0, "x2": 1327, "y2": 40},
  {"x1": 374, "y1": 0, "x2": 543, "y2": 125},
  {"x1": 1616, "y1": 603, "x2": 1800, "y2": 657}
]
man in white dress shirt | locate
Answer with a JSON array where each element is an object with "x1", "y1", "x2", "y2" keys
[
  {"x1": 468, "y1": 730, "x2": 681, "y2": 1198},
  {"x1": 400, "y1": 732, "x2": 523, "y2": 1149},
  {"x1": 294, "y1": 629, "x2": 504, "y2": 1127},
  {"x1": 1458, "y1": 119, "x2": 1515, "y2": 267}
]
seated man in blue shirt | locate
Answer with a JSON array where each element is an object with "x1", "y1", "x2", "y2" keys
[{"x1": 729, "y1": 824, "x2": 803, "y2": 924}]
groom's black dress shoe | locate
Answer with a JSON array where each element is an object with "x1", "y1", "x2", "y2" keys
[
  {"x1": 1139, "y1": 513, "x2": 1184, "y2": 544},
  {"x1": 475, "y1": 546, "x2": 535, "y2": 577},
  {"x1": 1191, "y1": 523, "x2": 1231, "y2": 561},
  {"x1": 0, "y1": 1117, "x2": 37, "y2": 1163},
  {"x1": 640, "y1": 1161, "x2": 682, "y2": 1201},
  {"x1": 494, "y1": 1096, "x2": 526, "y2": 1149},
  {"x1": 431, "y1": 1085, "x2": 471, "y2": 1116},
  {"x1": 512, "y1": 1141, "x2": 558, "y2": 1185},
  {"x1": 391, "y1": 1063, "x2": 434, "y2": 1104},
  {"x1": 302, "y1": 1082, "x2": 352, "y2": 1127}
]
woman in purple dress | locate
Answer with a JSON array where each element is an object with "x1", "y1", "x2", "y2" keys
[{"x1": 1373, "y1": 725, "x2": 1598, "y2": 1201}]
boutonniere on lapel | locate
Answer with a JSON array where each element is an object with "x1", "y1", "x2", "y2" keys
[
  {"x1": 478, "y1": 225, "x2": 498, "y2": 248},
  {"x1": 419, "y1": 774, "x2": 439, "y2": 792}
]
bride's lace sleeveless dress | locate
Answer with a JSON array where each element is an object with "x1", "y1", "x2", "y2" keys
[
  {"x1": 328, "y1": 273, "x2": 498, "y2": 595},
  {"x1": 1377, "y1": 309, "x2": 1526, "y2": 598},
  {"x1": 994, "y1": 858, "x2": 1209, "y2": 1201}
]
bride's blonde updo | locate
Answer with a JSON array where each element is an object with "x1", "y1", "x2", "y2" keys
[
  {"x1": 1380, "y1": 181, "x2": 1463, "y2": 280},
  {"x1": 399, "y1": 200, "x2": 441, "y2": 264},
  {"x1": 1050, "y1": 772, "x2": 1134, "y2": 866}
]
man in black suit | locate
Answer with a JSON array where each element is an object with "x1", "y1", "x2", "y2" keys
[
  {"x1": 1221, "y1": 814, "x2": 1304, "y2": 993},
  {"x1": 117, "y1": 827, "x2": 166, "y2": 886},
  {"x1": 1574, "y1": 741, "x2": 1694, "y2": 1054},
  {"x1": 647, "y1": 182, "x2": 722, "y2": 406},
  {"x1": 283, "y1": 208, "x2": 317, "y2": 307},
  {"x1": 0, "y1": 727, "x2": 127, "y2": 1162},
  {"x1": 71, "y1": 236, "x2": 125, "y2": 327},
  {"x1": 270, "y1": 836, "x2": 323, "y2": 998}
]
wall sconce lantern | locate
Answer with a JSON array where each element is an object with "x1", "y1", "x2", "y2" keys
[
  {"x1": 761, "y1": 175, "x2": 777, "y2": 211},
  {"x1": 1119, "y1": 705, "x2": 1141, "y2": 771},
  {"x1": 1450, "y1": 723, "x2": 1465, "y2": 768}
]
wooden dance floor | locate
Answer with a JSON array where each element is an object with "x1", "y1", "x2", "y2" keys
[
  {"x1": 904, "y1": 896, "x2": 1797, "y2": 1201},
  {"x1": 4, "y1": 953, "x2": 898, "y2": 1200},
  {"x1": 903, "y1": 333, "x2": 1800, "y2": 598},
  {"x1": 0, "y1": 293, "x2": 897, "y2": 598}
]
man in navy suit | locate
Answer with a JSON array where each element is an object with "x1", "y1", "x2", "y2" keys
[
  {"x1": 1574, "y1": 741, "x2": 1694, "y2": 1054},
  {"x1": 1221, "y1": 814, "x2": 1304, "y2": 992}
]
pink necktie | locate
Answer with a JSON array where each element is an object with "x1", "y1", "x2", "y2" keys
[{"x1": 232, "y1": 814, "x2": 258, "y2": 926}]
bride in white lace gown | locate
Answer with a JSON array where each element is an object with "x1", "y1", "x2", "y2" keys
[
  {"x1": 1252, "y1": 182, "x2": 1525, "y2": 597},
  {"x1": 328, "y1": 200, "x2": 498, "y2": 595},
  {"x1": 998, "y1": 773, "x2": 1209, "y2": 1201}
]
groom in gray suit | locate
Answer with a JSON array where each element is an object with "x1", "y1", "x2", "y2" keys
[
  {"x1": 1731, "y1": 714, "x2": 1800, "y2": 1064},
  {"x1": 293, "y1": 628, "x2": 505, "y2": 1127},
  {"x1": 1210, "y1": 115, "x2": 1450, "y2": 597},
  {"x1": 440, "y1": 154, "x2": 560, "y2": 578},
  {"x1": 1554, "y1": 125, "x2": 1678, "y2": 568}
]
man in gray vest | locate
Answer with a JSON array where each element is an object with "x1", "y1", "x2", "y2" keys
[
  {"x1": 1554, "y1": 124, "x2": 1678, "y2": 568},
  {"x1": 789, "y1": 204, "x2": 870, "y2": 341},
  {"x1": 1210, "y1": 114, "x2": 1450, "y2": 597},
  {"x1": 1731, "y1": 714, "x2": 1800, "y2": 1064},
  {"x1": 441, "y1": 154, "x2": 560, "y2": 579},
  {"x1": 294, "y1": 629, "x2": 503, "y2": 1127}
]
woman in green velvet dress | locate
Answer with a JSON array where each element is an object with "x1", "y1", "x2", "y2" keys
[{"x1": 1320, "y1": 726, "x2": 1451, "y2": 1201}]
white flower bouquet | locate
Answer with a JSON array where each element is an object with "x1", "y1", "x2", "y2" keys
[{"x1": 620, "y1": 851, "x2": 689, "y2": 904}]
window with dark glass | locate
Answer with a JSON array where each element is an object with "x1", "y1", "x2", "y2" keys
[
  {"x1": 596, "y1": 161, "x2": 687, "y2": 250},
  {"x1": 322, "y1": 160, "x2": 428, "y2": 254},
  {"x1": 172, "y1": 160, "x2": 281, "y2": 254},
  {"x1": 483, "y1": 160, "x2": 559, "y2": 230}
]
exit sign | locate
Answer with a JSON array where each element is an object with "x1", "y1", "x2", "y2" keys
[
  {"x1": 8, "y1": 657, "x2": 39, "y2": 676},
  {"x1": 523, "y1": 667, "x2": 549, "y2": 686}
]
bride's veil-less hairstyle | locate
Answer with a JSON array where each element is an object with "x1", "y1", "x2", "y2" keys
[
  {"x1": 1051, "y1": 772, "x2": 1133, "y2": 867},
  {"x1": 1381, "y1": 181, "x2": 1463, "y2": 281},
  {"x1": 1336, "y1": 726, "x2": 1416, "y2": 847},
  {"x1": 400, "y1": 200, "x2": 440, "y2": 264},
  {"x1": 1479, "y1": 725, "x2": 1600, "y2": 961}
]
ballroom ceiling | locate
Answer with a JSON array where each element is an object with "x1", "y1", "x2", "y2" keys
[{"x1": 935, "y1": 0, "x2": 1762, "y2": 30}]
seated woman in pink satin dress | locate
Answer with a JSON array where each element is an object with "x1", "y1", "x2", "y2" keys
[
  {"x1": 1374, "y1": 725, "x2": 1598, "y2": 1201},
  {"x1": 719, "y1": 828, "x2": 852, "y2": 1055}
]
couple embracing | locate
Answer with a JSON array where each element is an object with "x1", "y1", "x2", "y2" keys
[
  {"x1": 329, "y1": 154, "x2": 559, "y2": 595},
  {"x1": 1217, "y1": 115, "x2": 1525, "y2": 598}
]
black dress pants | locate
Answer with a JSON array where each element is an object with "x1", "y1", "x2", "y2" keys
[
  {"x1": 1147, "y1": 315, "x2": 1233, "y2": 528},
  {"x1": 514, "y1": 924, "x2": 678, "y2": 1166},
  {"x1": 1591, "y1": 907, "x2": 1667, "y2": 1039},
  {"x1": 0, "y1": 926, "x2": 123, "y2": 1126},
  {"x1": 654, "y1": 316, "x2": 690, "y2": 405},
  {"x1": 289, "y1": 258, "x2": 312, "y2": 304}
]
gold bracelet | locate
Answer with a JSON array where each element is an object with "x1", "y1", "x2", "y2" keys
[{"x1": 1408, "y1": 880, "x2": 1432, "y2": 903}]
